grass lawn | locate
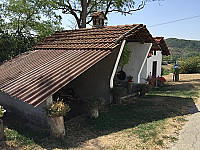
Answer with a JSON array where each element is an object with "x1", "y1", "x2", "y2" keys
[{"x1": 1, "y1": 74, "x2": 200, "y2": 150}]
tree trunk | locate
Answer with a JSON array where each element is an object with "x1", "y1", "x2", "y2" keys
[
  {"x1": 80, "y1": 0, "x2": 87, "y2": 28},
  {"x1": 175, "y1": 73, "x2": 179, "y2": 81},
  {"x1": 50, "y1": 116, "x2": 65, "y2": 139},
  {"x1": 173, "y1": 72, "x2": 179, "y2": 82}
]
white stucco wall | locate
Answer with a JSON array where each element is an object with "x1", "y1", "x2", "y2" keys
[
  {"x1": 140, "y1": 60, "x2": 148, "y2": 83},
  {"x1": 141, "y1": 50, "x2": 162, "y2": 83},
  {"x1": 0, "y1": 91, "x2": 50, "y2": 127},
  {"x1": 118, "y1": 42, "x2": 152, "y2": 83}
]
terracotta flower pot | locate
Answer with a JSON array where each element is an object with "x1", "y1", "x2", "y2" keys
[
  {"x1": 49, "y1": 116, "x2": 65, "y2": 138},
  {"x1": 89, "y1": 107, "x2": 99, "y2": 118},
  {"x1": 127, "y1": 81, "x2": 133, "y2": 92}
]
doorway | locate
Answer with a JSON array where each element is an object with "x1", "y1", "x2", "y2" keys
[{"x1": 152, "y1": 61, "x2": 157, "y2": 77}]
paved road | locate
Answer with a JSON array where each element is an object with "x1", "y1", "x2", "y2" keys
[{"x1": 169, "y1": 99, "x2": 200, "y2": 150}]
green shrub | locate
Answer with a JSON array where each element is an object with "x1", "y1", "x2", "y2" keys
[
  {"x1": 162, "y1": 61, "x2": 168, "y2": 65},
  {"x1": 0, "y1": 105, "x2": 6, "y2": 118},
  {"x1": 119, "y1": 45, "x2": 131, "y2": 67},
  {"x1": 111, "y1": 86, "x2": 127, "y2": 97},
  {"x1": 161, "y1": 67, "x2": 171, "y2": 76},
  {"x1": 174, "y1": 68, "x2": 180, "y2": 74},
  {"x1": 137, "y1": 84, "x2": 150, "y2": 93},
  {"x1": 179, "y1": 56, "x2": 200, "y2": 73}
]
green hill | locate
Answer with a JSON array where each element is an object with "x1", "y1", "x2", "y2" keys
[{"x1": 164, "y1": 38, "x2": 200, "y2": 63}]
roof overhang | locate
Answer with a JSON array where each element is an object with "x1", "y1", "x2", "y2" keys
[
  {"x1": 153, "y1": 37, "x2": 170, "y2": 56},
  {"x1": 0, "y1": 24, "x2": 167, "y2": 107},
  {"x1": 0, "y1": 49, "x2": 111, "y2": 107}
]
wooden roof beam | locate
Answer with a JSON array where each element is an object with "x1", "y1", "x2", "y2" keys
[
  {"x1": 135, "y1": 32, "x2": 145, "y2": 44},
  {"x1": 115, "y1": 24, "x2": 143, "y2": 44}
]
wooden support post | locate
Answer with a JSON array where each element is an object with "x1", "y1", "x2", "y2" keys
[
  {"x1": 175, "y1": 73, "x2": 179, "y2": 81},
  {"x1": 0, "y1": 119, "x2": 4, "y2": 141}
]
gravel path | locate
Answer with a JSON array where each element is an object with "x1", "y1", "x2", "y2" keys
[{"x1": 169, "y1": 98, "x2": 200, "y2": 150}]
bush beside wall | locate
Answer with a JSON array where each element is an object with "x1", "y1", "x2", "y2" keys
[{"x1": 179, "y1": 56, "x2": 200, "y2": 74}]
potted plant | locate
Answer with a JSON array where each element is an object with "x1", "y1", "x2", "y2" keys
[
  {"x1": 137, "y1": 84, "x2": 150, "y2": 96},
  {"x1": 44, "y1": 99, "x2": 70, "y2": 138},
  {"x1": 0, "y1": 105, "x2": 6, "y2": 141},
  {"x1": 86, "y1": 97, "x2": 105, "y2": 118},
  {"x1": 111, "y1": 86, "x2": 126, "y2": 104},
  {"x1": 146, "y1": 77, "x2": 156, "y2": 88},
  {"x1": 127, "y1": 75, "x2": 133, "y2": 82},
  {"x1": 127, "y1": 75, "x2": 133, "y2": 92}
]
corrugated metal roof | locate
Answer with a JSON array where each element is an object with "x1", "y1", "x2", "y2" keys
[{"x1": 0, "y1": 50, "x2": 111, "y2": 107}]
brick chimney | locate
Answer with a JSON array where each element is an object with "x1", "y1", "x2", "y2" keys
[{"x1": 90, "y1": 11, "x2": 106, "y2": 28}]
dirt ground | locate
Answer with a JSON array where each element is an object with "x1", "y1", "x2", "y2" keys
[
  {"x1": 74, "y1": 74, "x2": 200, "y2": 150},
  {"x1": 65, "y1": 74, "x2": 200, "y2": 150},
  {"x1": 165, "y1": 73, "x2": 200, "y2": 99},
  {"x1": 165, "y1": 73, "x2": 200, "y2": 83}
]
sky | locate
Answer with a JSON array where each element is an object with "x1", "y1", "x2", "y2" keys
[{"x1": 59, "y1": 0, "x2": 200, "y2": 40}]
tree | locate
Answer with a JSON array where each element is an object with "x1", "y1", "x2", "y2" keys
[
  {"x1": 0, "y1": 0, "x2": 63, "y2": 61},
  {"x1": 56, "y1": 0, "x2": 149, "y2": 28},
  {"x1": 0, "y1": 0, "x2": 62, "y2": 38},
  {"x1": 0, "y1": 30, "x2": 37, "y2": 62}
]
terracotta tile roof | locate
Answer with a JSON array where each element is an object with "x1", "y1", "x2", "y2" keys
[
  {"x1": 0, "y1": 50, "x2": 111, "y2": 107},
  {"x1": 148, "y1": 37, "x2": 170, "y2": 57},
  {"x1": 33, "y1": 24, "x2": 159, "y2": 51},
  {"x1": 90, "y1": 11, "x2": 106, "y2": 18},
  {"x1": 153, "y1": 37, "x2": 170, "y2": 55},
  {"x1": 0, "y1": 24, "x2": 160, "y2": 107}
]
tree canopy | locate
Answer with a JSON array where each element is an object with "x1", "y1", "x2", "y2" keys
[
  {"x1": 56, "y1": 0, "x2": 149, "y2": 28},
  {"x1": 0, "y1": 0, "x2": 62, "y2": 37},
  {"x1": 162, "y1": 38, "x2": 200, "y2": 65},
  {"x1": 0, "y1": 0, "x2": 63, "y2": 62},
  {"x1": 0, "y1": 0, "x2": 158, "y2": 61}
]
